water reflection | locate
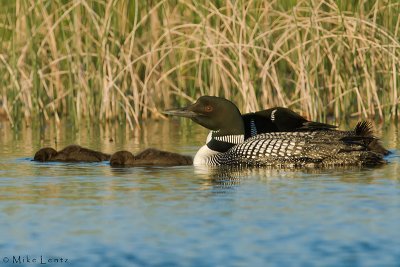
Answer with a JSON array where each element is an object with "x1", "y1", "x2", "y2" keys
[
  {"x1": 194, "y1": 163, "x2": 397, "y2": 190},
  {"x1": 0, "y1": 119, "x2": 399, "y2": 266}
]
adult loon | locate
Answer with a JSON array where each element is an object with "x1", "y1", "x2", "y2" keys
[
  {"x1": 164, "y1": 96, "x2": 337, "y2": 139},
  {"x1": 34, "y1": 145, "x2": 110, "y2": 162},
  {"x1": 163, "y1": 96, "x2": 387, "y2": 167},
  {"x1": 110, "y1": 149, "x2": 193, "y2": 167}
]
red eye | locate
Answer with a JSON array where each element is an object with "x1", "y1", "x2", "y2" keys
[{"x1": 205, "y1": 105, "x2": 213, "y2": 112}]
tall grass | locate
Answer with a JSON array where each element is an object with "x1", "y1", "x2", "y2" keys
[{"x1": 0, "y1": 0, "x2": 399, "y2": 128}]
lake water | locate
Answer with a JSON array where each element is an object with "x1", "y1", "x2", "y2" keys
[{"x1": 0, "y1": 119, "x2": 399, "y2": 267}]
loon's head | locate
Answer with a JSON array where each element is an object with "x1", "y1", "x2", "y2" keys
[
  {"x1": 163, "y1": 96, "x2": 245, "y2": 136},
  {"x1": 164, "y1": 96, "x2": 246, "y2": 164}
]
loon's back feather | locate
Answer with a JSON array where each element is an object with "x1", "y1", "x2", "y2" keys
[
  {"x1": 205, "y1": 127, "x2": 385, "y2": 167},
  {"x1": 298, "y1": 121, "x2": 337, "y2": 130},
  {"x1": 354, "y1": 121, "x2": 374, "y2": 136},
  {"x1": 247, "y1": 120, "x2": 389, "y2": 156}
]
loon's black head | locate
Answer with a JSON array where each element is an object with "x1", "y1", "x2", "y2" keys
[{"x1": 163, "y1": 96, "x2": 245, "y2": 135}]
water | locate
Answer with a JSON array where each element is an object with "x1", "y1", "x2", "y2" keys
[{"x1": 0, "y1": 120, "x2": 399, "y2": 267}]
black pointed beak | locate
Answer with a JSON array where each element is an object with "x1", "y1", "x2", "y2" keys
[{"x1": 163, "y1": 105, "x2": 199, "y2": 118}]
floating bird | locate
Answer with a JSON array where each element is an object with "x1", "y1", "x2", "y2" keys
[
  {"x1": 164, "y1": 96, "x2": 387, "y2": 167},
  {"x1": 33, "y1": 145, "x2": 110, "y2": 162},
  {"x1": 110, "y1": 149, "x2": 193, "y2": 167}
]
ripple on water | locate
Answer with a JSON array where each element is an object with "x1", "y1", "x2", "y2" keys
[{"x1": 0, "y1": 122, "x2": 399, "y2": 267}]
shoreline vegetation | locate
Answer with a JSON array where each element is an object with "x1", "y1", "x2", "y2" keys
[{"x1": 0, "y1": 0, "x2": 399, "y2": 129}]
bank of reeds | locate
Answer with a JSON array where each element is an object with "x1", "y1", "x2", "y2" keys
[{"x1": 0, "y1": 0, "x2": 399, "y2": 128}]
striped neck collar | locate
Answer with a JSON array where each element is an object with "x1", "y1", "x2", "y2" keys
[{"x1": 206, "y1": 131, "x2": 244, "y2": 153}]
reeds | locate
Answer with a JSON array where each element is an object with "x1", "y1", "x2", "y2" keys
[{"x1": 0, "y1": 0, "x2": 399, "y2": 128}]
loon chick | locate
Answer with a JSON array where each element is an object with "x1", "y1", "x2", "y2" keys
[
  {"x1": 110, "y1": 148, "x2": 193, "y2": 167},
  {"x1": 242, "y1": 107, "x2": 337, "y2": 138},
  {"x1": 163, "y1": 97, "x2": 386, "y2": 167},
  {"x1": 34, "y1": 145, "x2": 110, "y2": 162},
  {"x1": 164, "y1": 96, "x2": 337, "y2": 139}
]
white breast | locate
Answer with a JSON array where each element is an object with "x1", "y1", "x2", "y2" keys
[{"x1": 193, "y1": 145, "x2": 219, "y2": 166}]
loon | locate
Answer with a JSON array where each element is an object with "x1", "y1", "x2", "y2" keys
[
  {"x1": 110, "y1": 149, "x2": 193, "y2": 167},
  {"x1": 164, "y1": 96, "x2": 337, "y2": 139},
  {"x1": 163, "y1": 96, "x2": 387, "y2": 167},
  {"x1": 242, "y1": 107, "x2": 338, "y2": 138},
  {"x1": 34, "y1": 145, "x2": 110, "y2": 162}
]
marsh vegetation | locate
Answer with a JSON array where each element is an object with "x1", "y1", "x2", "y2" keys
[{"x1": 0, "y1": 0, "x2": 399, "y2": 128}]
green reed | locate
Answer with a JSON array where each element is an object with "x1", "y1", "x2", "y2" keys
[{"x1": 0, "y1": 0, "x2": 399, "y2": 128}]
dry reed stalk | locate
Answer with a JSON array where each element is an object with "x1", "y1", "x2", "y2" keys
[{"x1": 0, "y1": 0, "x2": 398, "y2": 128}]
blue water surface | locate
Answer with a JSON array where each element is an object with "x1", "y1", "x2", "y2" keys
[{"x1": 0, "y1": 120, "x2": 399, "y2": 267}]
